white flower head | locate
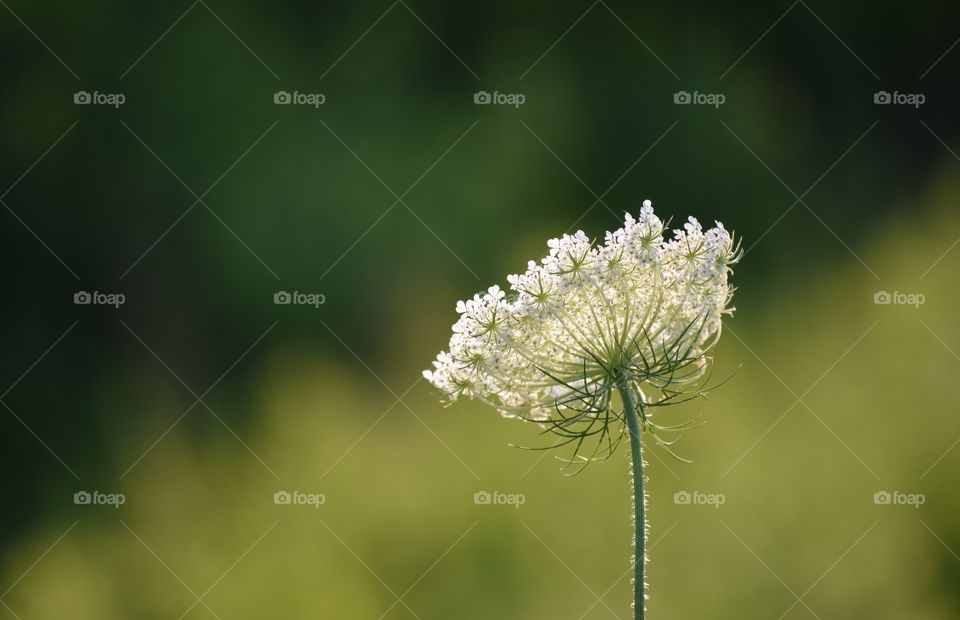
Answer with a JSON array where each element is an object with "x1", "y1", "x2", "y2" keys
[{"x1": 424, "y1": 200, "x2": 740, "y2": 462}]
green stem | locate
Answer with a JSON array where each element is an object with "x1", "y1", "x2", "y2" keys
[{"x1": 618, "y1": 379, "x2": 646, "y2": 620}]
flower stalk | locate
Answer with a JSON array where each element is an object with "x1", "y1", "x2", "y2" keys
[{"x1": 619, "y1": 379, "x2": 646, "y2": 620}]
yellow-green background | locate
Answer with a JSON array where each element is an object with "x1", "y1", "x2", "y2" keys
[{"x1": 1, "y1": 1, "x2": 958, "y2": 618}]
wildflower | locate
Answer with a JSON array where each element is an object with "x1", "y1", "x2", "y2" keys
[
  {"x1": 424, "y1": 200, "x2": 739, "y2": 437},
  {"x1": 423, "y1": 199, "x2": 741, "y2": 619}
]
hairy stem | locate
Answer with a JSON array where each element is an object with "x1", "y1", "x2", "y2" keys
[{"x1": 619, "y1": 379, "x2": 646, "y2": 620}]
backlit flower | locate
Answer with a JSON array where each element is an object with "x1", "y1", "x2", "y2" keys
[{"x1": 424, "y1": 199, "x2": 740, "y2": 436}]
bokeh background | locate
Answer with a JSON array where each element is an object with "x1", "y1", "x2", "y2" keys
[{"x1": 2, "y1": 1, "x2": 959, "y2": 617}]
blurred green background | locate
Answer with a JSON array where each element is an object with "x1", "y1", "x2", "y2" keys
[{"x1": 2, "y1": 1, "x2": 959, "y2": 617}]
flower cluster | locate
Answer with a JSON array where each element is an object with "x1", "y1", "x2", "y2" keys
[{"x1": 424, "y1": 200, "x2": 739, "y2": 437}]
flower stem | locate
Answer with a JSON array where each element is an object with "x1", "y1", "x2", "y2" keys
[{"x1": 618, "y1": 380, "x2": 646, "y2": 620}]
